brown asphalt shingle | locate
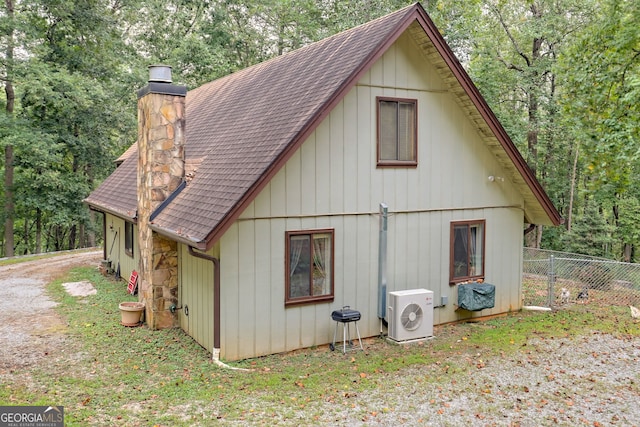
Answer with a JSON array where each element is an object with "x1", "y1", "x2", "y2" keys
[{"x1": 84, "y1": 153, "x2": 137, "y2": 219}]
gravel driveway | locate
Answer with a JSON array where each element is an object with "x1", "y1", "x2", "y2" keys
[
  {"x1": 335, "y1": 332, "x2": 640, "y2": 426},
  {"x1": 0, "y1": 250, "x2": 102, "y2": 371}
]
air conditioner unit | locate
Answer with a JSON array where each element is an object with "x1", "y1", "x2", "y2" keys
[{"x1": 388, "y1": 289, "x2": 434, "y2": 342}]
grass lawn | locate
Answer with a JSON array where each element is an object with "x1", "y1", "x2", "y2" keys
[{"x1": 2, "y1": 267, "x2": 639, "y2": 425}]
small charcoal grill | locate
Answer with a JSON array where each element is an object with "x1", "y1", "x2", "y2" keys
[
  {"x1": 331, "y1": 307, "x2": 361, "y2": 322},
  {"x1": 330, "y1": 306, "x2": 363, "y2": 353}
]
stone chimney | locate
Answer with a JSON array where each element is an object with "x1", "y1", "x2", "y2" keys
[{"x1": 136, "y1": 65, "x2": 187, "y2": 329}]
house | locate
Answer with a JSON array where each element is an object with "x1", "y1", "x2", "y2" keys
[{"x1": 85, "y1": 2, "x2": 562, "y2": 362}]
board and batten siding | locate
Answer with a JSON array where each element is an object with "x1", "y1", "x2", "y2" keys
[
  {"x1": 103, "y1": 213, "x2": 138, "y2": 283},
  {"x1": 186, "y1": 31, "x2": 526, "y2": 361},
  {"x1": 178, "y1": 243, "x2": 216, "y2": 354}
]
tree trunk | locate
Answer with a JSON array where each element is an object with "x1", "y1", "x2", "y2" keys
[
  {"x1": 3, "y1": 0, "x2": 15, "y2": 257},
  {"x1": 87, "y1": 209, "x2": 97, "y2": 247},
  {"x1": 79, "y1": 222, "x2": 85, "y2": 248},
  {"x1": 526, "y1": 34, "x2": 543, "y2": 175},
  {"x1": 68, "y1": 224, "x2": 76, "y2": 250},
  {"x1": 22, "y1": 219, "x2": 28, "y2": 254},
  {"x1": 35, "y1": 208, "x2": 42, "y2": 254},
  {"x1": 567, "y1": 143, "x2": 579, "y2": 232},
  {"x1": 4, "y1": 144, "x2": 14, "y2": 257},
  {"x1": 623, "y1": 243, "x2": 632, "y2": 263}
]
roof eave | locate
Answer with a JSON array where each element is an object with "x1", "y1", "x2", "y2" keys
[
  {"x1": 84, "y1": 201, "x2": 137, "y2": 222},
  {"x1": 149, "y1": 224, "x2": 207, "y2": 251},
  {"x1": 412, "y1": 8, "x2": 562, "y2": 226}
]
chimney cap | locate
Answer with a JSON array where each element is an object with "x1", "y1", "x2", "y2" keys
[{"x1": 148, "y1": 65, "x2": 172, "y2": 83}]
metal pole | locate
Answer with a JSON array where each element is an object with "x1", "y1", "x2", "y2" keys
[
  {"x1": 548, "y1": 255, "x2": 555, "y2": 307},
  {"x1": 377, "y1": 203, "x2": 388, "y2": 323}
]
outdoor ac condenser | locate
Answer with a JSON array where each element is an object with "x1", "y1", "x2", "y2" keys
[{"x1": 388, "y1": 288, "x2": 434, "y2": 342}]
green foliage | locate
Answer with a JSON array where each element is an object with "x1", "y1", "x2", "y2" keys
[
  {"x1": 560, "y1": 0, "x2": 639, "y2": 191},
  {"x1": 561, "y1": 202, "x2": 616, "y2": 257}
]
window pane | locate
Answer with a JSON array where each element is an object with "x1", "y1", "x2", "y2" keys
[
  {"x1": 470, "y1": 224, "x2": 483, "y2": 276},
  {"x1": 380, "y1": 101, "x2": 398, "y2": 160},
  {"x1": 453, "y1": 225, "x2": 468, "y2": 278},
  {"x1": 312, "y1": 234, "x2": 331, "y2": 296},
  {"x1": 398, "y1": 102, "x2": 415, "y2": 161},
  {"x1": 289, "y1": 235, "x2": 311, "y2": 298},
  {"x1": 125, "y1": 222, "x2": 134, "y2": 256}
]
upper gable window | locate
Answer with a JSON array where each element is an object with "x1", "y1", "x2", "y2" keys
[{"x1": 377, "y1": 97, "x2": 417, "y2": 166}]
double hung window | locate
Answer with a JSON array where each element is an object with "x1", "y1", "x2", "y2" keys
[
  {"x1": 286, "y1": 229, "x2": 334, "y2": 305},
  {"x1": 124, "y1": 221, "x2": 134, "y2": 257},
  {"x1": 450, "y1": 220, "x2": 485, "y2": 283},
  {"x1": 377, "y1": 97, "x2": 417, "y2": 166}
]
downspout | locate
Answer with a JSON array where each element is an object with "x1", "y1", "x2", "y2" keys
[
  {"x1": 524, "y1": 224, "x2": 536, "y2": 235},
  {"x1": 101, "y1": 212, "x2": 107, "y2": 261},
  {"x1": 187, "y1": 246, "x2": 249, "y2": 371},
  {"x1": 377, "y1": 203, "x2": 389, "y2": 333}
]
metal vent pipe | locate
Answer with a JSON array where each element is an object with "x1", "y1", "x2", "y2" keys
[{"x1": 377, "y1": 202, "x2": 389, "y2": 330}]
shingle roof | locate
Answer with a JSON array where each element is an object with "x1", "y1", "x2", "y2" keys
[
  {"x1": 85, "y1": 2, "x2": 561, "y2": 250},
  {"x1": 84, "y1": 149, "x2": 137, "y2": 219}
]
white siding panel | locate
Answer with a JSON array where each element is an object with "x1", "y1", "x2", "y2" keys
[
  {"x1": 104, "y1": 214, "x2": 138, "y2": 282},
  {"x1": 315, "y1": 119, "x2": 331, "y2": 213},
  {"x1": 253, "y1": 183, "x2": 271, "y2": 218},
  {"x1": 237, "y1": 221, "x2": 257, "y2": 359},
  {"x1": 253, "y1": 220, "x2": 272, "y2": 356},
  {"x1": 342, "y1": 90, "x2": 358, "y2": 212},
  {"x1": 300, "y1": 133, "x2": 317, "y2": 215},
  {"x1": 369, "y1": 54, "x2": 383, "y2": 87},
  {"x1": 382, "y1": 42, "x2": 396, "y2": 87},
  {"x1": 220, "y1": 223, "x2": 240, "y2": 360},
  {"x1": 285, "y1": 151, "x2": 302, "y2": 216},
  {"x1": 177, "y1": 243, "x2": 214, "y2": 354},
  {"x1": 269, "y1": 219, "x2": 287, "y2": 354},
  {"x1": 329, "y1": 102, "x2": 344, "y2": 212},
  {"x1": 271, "y1": 171, "x2": 286, "y2": 217},
  {"x1": 356, "y1": 84, "x2": 373, "y2": 212}
]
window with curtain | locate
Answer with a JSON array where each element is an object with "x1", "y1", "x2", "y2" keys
[
  {"x1": 450, "y1": 220, "x2": 485, "y2": 283},
  {"x1": 286, "y1": 229, "x2": 334, "y2": 305},
  {"x1": 377, "y1": 97, "x2": 417, "y2": 166},
  {"x1": 124, "y1": 221, "x2": 134, "y2": 257}
]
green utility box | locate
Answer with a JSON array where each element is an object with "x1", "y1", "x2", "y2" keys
[{"x1": 457, "y1": 282, "x2": 495, "y2": 311}]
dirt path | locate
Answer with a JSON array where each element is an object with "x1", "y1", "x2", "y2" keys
[{"x1": 0, "y1": 250, "x2": 102, "y2": 371}]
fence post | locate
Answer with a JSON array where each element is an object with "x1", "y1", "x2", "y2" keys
[{"x1": 547, "y1": 255, "x2": 555, "y2": 307}]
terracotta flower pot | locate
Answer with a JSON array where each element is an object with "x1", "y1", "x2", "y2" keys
[{"x1": 119, "y1": 302, "x2": 145, "y2": 326}]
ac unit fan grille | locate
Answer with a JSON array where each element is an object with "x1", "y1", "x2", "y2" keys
[{"x1": 400, "y1": 303, "x2": 423, "y2": 330}]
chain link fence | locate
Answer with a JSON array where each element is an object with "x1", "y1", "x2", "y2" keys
[{"x1": 523, "y1": 248, "x2": 640, "y2": 308}]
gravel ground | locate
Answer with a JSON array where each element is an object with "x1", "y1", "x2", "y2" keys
[
  {"x1": 329, "y1": 333, "x2": 640, "y2": 426},
  {"x1": 218, "y1": 330, "x2": 640, "y2": 427},
  {"x1": 0, "y1": 250, "x2": 102, "y2": 371}
]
